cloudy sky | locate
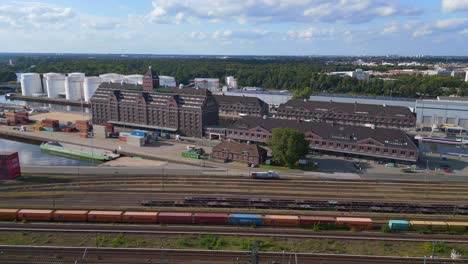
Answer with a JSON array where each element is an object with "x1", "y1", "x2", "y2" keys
[{"x1": 0, "y1": 0, "x2": 467, "y2": 55}]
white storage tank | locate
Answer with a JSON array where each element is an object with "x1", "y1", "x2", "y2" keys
[
  {"x1": 68, "y1": 72, "x2": 86, "y2": 78},
  {"x1": 84, "y1": 76, "x2": 103, "y2": 102},
  {"x1": 124, "y1": 74, "x2": 144, "y2": 85},
  {"x1": 65, "y1": 75, "x2": 84, "y2": 100},
  {"x1": 44, "y1": 73, "x2": 66, "y2": 98},
  {"x1": 20, "y1": 73, "x2": 42, "y2": 96},
  {"x1": 99, "y1": 73, "x2": 124, "y2": 83}
]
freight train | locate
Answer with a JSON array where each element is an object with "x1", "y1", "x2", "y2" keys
[{"x1": 1, "y1": 209, "x2": 467, "y2": 232}]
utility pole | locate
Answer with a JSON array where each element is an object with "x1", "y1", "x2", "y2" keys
[{"x1": 250, "y1": 242, "x2": 259, "y2": 264}]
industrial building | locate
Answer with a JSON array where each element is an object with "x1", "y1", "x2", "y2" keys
[
  {"x1": 90, "y1": 83, "x2": 219, "y2": 137},
  {"x1": 193, "y1": 78, "x2": 219, "y2": 91},
  {"x1": 309, "y1": 94, "x2": 416, "y2": 109},
  {"x1": 159, "y1": 76, "x2": 177, "y2": 87},
  {"x1": 276, "y1": 99, "x2": 416, "y2": 128},
  {"x1": 218, "y1": 117, "x2": 419, "y2": 163},
  {"x1": 327, "y1": 69, "x2": 370, "y2": 80},
  {"x1": 223, "y1": 88, "x2": 292, "y2": 108},
  {"x1": 415, "y1": 97, "x2": 468, "y2": 129},
  {"x1": 214, "y1": 94, "x2": 268, "y2": 118},
  {"x1": 211, "y1": 140, "x2": 267, "y2": 165},
  {"x1": 225, "y1": 76, "x2": 238, "y2": 89}
]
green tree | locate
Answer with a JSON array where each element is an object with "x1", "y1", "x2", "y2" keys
[{"x1": 267, "y1": 128, "x2": 309, "y2": 168}]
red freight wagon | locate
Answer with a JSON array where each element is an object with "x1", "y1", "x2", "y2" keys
[
  {"x1": 122, "y1": 212, "x2": 158, "y2": 223},
  {"x1": 17, "y1": 209, "x2": 53, "y2": 221},
  {"x1": 299, "y1": 216, "x2": 336, "y2": 227},
  {"x1": 336, "y1": 217, "x2": 373, "y2": 229},
  {"x1": 0, "y1": 209, "x2": 20, "y2": 220},
  {"x1": 263, "y1": 215, "x2": 300, "y2": 227},
  {"x1": 53, "y1": 210, "x2": 89, "y2": 222},
  {"x1": 193, "y1": 213, "x2": 229, "y2": 225},
  {"x1": 158, "y1": 212, "x2": 193, "y2": 224},
  {"x1": 0, "y1": 152, "x2": 21, "y2": 180},
  {"x1": 88, "y1": 211, "x2": 123, "y2": 222}
]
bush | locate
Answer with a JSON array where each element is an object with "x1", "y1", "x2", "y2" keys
[{"x1": 381, "y1": 225, "x2": 391, "y2": 233}]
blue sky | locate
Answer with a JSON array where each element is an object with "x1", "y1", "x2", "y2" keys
[{"x1": 0, "y1": 0, "x2": 467, "y2": 55}]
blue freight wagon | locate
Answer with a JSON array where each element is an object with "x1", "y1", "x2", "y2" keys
[
  {"x1": 388, "y1": 220, "x2": 410, "y2": 231},
  {"x1": 228, "y1": 214, "x2": 262, "y2": 226},
  {"x1": 131, "y1": 130, "x2": 148, "y2": 137}
]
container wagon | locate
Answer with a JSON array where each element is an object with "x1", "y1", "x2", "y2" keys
[
  {"x1": 388, "y1": 220, "x2": 410, "y2": 231},
  {"x1": 299, "y1": 216, "x2": 336, "y2": 227},
  {"x1": 0, "y1": 209, "x2": 19, "y2": 220},
  {"x1": 228, "y1": 214, "x2": 262, "y2": 226},
  {"x1": 17, "y1": 209, "x2": 53, "y2": 221},
  {"x1": 336, "y1": 217, "x2": 373, "y2": 229},
  {"x1": 53, "y1": 210, "x2": 89, "y2": 222},
  {"x1": 122, "y1": 212, "x2": 158, "y2": 223},
  {"x1": 88, "y1": 211, "x2": 123, "y2": 223},
  {"x1": 193, "y1": 213, "x2": 229, "y2": 225},
  {"x1": 263, "y1": 215, "x2": 300, "y2": 227},
  {"x1": 158, "y1": 212, "x2": 193, "y2": 224}
]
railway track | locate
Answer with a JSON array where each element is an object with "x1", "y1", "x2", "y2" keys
[
  {"x1": 0, "y1": 223, "x2": 467, "y2": 243},
  {"x1": 0, "y1": 245, "x2": 459, "y2": 264}
]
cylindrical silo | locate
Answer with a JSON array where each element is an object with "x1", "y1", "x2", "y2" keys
[
  {"x1": 65, "y1": 75, "x2": 84, "y2": 100},
  {"x1": 84, "y1": 76, "x2": 103, "y2": 102},
  {"x1": 44, "y1": 73, "x2": 66, "y2": 98},
  {"x1": 69, "y1": 72, "x2": 86, "y2": 78},
  {"x1": 124, "y1": 74, "x2": 144, "y2": 85},
  {"x1": 20, "y1": 73, "x2": 42, "y2": 96},
  {"x1": 99, "y1": 73, "x2": 124, "y2": 83}
]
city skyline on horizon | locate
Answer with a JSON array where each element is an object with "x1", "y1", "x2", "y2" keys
[{"x1": 0, "y1": 0, "x2": 467, "y2": 56}]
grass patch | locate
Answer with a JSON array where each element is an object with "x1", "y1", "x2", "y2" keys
[{"x1": 1, "y1": 231, "x2": 468, "y2": 257}]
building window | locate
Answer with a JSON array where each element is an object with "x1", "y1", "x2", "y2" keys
[
  {"x1": 392, "y1": 149, "x2": 397, "y2": 154},
  {"x1": 409, "y1": 151, "x2": 415, "y2": 156},
  {"x1": 375, "y1": 148, "x2": 380, "y2": 152},
  {"x1": 401, "y1": 151, "x2": 406, "y2": 155},
  {"x1": 384, "y1": 149, "x2": 388, "y2": 153}
]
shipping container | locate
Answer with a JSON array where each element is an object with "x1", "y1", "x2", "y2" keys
[
  {"x1": 101, "y1": 123, "x2": 114, "y2": 133},
  {"x1": 388, "y1": 220, "x2": 410, "y2": 231},
  {"x1": 131, "y1": 130, "x2": 148, "y2": 137},
  {"x1": 299, "y1": 216, "x2": 336, "y2": 227},
  {"x1": 88, "y1": 211, "x2": 123, "y2": 222},
  {"x1": 410, "y1": 221, "x2": 448, "y2": 232},
  {"x1": 0, "y1": 152, "x2": 21, "y2": 180},
  {"x1": 193, "y1": 213, "x2": 229, "y2": 225},
  {"x1": 446, "y1": 222, "x2": 468, "y2": 232},
  {"x1": 263, "y1": 215, "x2": 300, "y2": 227},
  {"x1": 123, "y1": 212, "x2": 158, "y2": 223},
  {"x1": 228, "y1": 214, "x2": 262, "y2": 226},
  {"x1": 52, "y1": 210, "x2": 89, "y2": 222},
  {"x1": 336, "y1": 217, "x2": 373, "y2": 229},
  {"x1": 158, "y1": 212, "x2": 193, "y2": 224},
  {"x1": 17, "y1": 209, "x2": 53, "y2": 221},
  {"x1": 0, "y1": 209, "x2": 19, "y2": 220},
  {"x1": 42, "y1": 127, "x2": 56, "y2": 132}
]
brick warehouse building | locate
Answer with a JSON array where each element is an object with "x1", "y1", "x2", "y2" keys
[
  {"x1": 211, "y1": 141, "x2": 267, "y2": 165},
  {"x1": 90, "y1": 82, "x2": 219, "y2": 137},
  {"x1": 276, "y1": 99, "x2": 416, "y2": 128},
  {"x1": 214, "y1": 94, "x2": 269, "y2": 118},
  {"x1": 210, "y1": 117, "x2": 419, "y2": 163}
]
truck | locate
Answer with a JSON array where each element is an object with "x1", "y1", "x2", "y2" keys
[{"x1": 250, "y1": 171, "x2": 279, "y2": 180}]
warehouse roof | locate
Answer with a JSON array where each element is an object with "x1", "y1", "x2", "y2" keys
[
  {"x1": 91, "y1": 84, "x2": 215, "y2": 110},
  {"x1": 279, "y1": 99, "x2": 414, "y2": 118},
  {"x1": 230, "y1": 117, "x2": 417, "y2": 150},
  {"x1": 214, "y1": 94, "x2": 267, "y2": 108},
  {"x1": 212, "y1": 140, "x2": 266, "y2": 157}
]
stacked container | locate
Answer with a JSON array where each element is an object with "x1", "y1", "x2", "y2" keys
[
  {"x1": 42, "y1": 119, "x2": 59, "y2": 132},
  {"x1": 4, "y1": 111, "x2": 29, "y2": 125},
  {"x1": 75, "y1": 120, "x2": 90, "y2": 132},
  {"x1": 127, "y1": 135, "x2": 145, "y2": 147},
  {"x1": 0, "y1": 152, "x2": 21, "y2": 180},
  {"x1": 93, "y1": 125, "x2": 108, "y2": 139}
]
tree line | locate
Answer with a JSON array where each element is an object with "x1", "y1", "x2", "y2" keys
[{"x1": 0, "y1": 55, "x2": 466, "y2": 98}]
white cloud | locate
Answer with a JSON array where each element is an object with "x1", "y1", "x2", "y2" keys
[
  {"x1": 442, "y1": 0, "x2": 468, "y2": 12},
  {"x1": 149, "y1": 0, "x2": 421, "y2": 24},
  {"x1": 287, "y1": 28, "x2": 337, "y2": 40},
  {"x1": 191, "y1": 29, "x2": 273, "y2": 42},
  {"x1": 0, "y1": 2, "x2": 75, "y2": 29}
]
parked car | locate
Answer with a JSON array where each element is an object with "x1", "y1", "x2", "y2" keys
[
  {"x1": 385, "y1": 163, "x2": 397, "y2": 168},
  {"x1": 442, "y1": 168, "x2": 454, "y2": 173}
]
